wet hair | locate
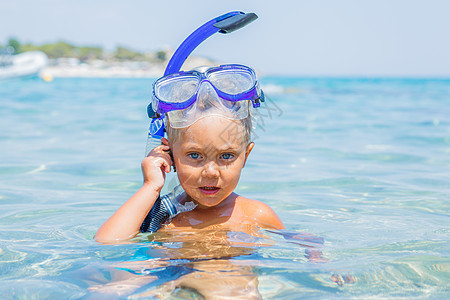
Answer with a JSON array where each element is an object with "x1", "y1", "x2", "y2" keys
[{"x1": 166, "y1": 114, "x2": 253, "y2": 146}]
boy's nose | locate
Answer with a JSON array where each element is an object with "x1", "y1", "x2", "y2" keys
[{"x1": 201, "y1": 161, "x2": 220, "y2": 178}]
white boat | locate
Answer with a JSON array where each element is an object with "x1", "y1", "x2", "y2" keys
[{"x1": 0, "y1": 51, "x2": 48, "y2": 79}]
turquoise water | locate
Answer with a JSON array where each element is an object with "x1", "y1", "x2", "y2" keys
[{"x1": 0, "y1": 76, "x2": 449, "y2": 298}]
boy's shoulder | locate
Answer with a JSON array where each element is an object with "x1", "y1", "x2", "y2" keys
[{"x1": 235, "y1": 196, "x2": 285, "y2": 230}]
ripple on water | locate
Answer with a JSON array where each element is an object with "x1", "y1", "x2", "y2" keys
[{"x1": 0, "y1": 280, "x2": 85, "y2": 300}]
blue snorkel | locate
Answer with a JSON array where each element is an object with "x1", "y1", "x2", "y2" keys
[
  {"x1": 146, "y1": 11, "x2": 258, "y2": 153},
  {"x1": 163, "y1": 11, "x2": 258, "y2": 76},
  {"x1": 141, "y1": 12, "x2": 258, "y2": 233}
]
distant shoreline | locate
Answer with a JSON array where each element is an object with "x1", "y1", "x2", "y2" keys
[
  {"x1": 42, "y1": 64, "x2": 163, "y2": 78},
  {"x1": 41, "y1": 56, "x2": 216, "y2": 79},
  {"x1": 38, "y1": 59, "x2": 450, "y2": 80}
]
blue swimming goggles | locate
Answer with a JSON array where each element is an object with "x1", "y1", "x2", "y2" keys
[
  {"x1": 152, "y1": 63, "x2": 263, "y2": 113},
  {"x1": 147, "y1": 11, "x2": 263, "y2": 136}
]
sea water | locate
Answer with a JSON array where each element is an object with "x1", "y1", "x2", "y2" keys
[{"x1": 0, "y1": 76, "x2": 448, "y2": 299}]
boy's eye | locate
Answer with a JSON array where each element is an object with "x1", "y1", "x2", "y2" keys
[
  {"x1": 188, "y1": 153, "x2": 200, "y2": 159},
  {"x1": 220, "y1": 153, "x2": 234, "y2": 160}
]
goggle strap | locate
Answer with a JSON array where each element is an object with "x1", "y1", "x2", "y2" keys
[{"x1": 147, "y1": 102, "x2": 157, "y2": 119}]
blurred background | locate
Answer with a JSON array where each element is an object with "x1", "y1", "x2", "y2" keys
[{"x1": 1, "y1": 0, "x2": 449, "y2": 78}]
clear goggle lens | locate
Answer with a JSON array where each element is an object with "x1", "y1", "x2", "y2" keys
[
  {"x1": 154, "y1": 75, "x2": 199, "y2": 103},
  {"x1": 208, "y1": 68, "x2": 254, "y2": 95},
  {"x1": 153, "y1": 65, "x2": 257, "y2": 104}
]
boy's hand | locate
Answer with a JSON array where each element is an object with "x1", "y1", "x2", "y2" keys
[{"x1": 141, "y1": 138, "x2": 173, "y2": 192}]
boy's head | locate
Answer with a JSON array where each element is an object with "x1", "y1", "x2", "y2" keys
[
  {"x1": 145, "y1": 12, "x2": 263, "y2": 208},
  {"x1": 167, "y1": 114, "x2": 254, "y2": 208},
  {"x1": 151, "y1": 64, "x2": 263, "y2": 207}
]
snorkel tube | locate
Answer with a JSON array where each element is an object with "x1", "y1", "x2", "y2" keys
[
  {"x1": 146, "y1": 11, "x2": 258, "y2": 154},
  {"x1": 164, "y1": 11, "x2": 258, "y2": 76}
]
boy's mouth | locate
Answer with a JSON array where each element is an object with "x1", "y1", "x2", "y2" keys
[{"x1": 199, "y1": 186, "x2": 220, "y2": 195}]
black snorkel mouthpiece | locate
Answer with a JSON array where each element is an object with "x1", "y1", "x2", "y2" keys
[{"x1": 213, "y1": 12, "x2": 258, "y2": 33}]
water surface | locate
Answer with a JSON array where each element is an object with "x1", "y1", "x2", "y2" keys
[{"x1": 0, "y1": 77, "x2": 449, "y2": 298}]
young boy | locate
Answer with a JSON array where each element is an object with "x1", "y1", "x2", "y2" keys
[
  {"x1": 95, "y1": 65, "x2": 284, "y2": 243},
  {"x1": 89, "y1": 66, "x2": 349, "y2": 298}
]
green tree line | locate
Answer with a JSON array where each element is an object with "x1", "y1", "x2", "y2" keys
[{"x1": 1, "y1": 38, "x2": 166, "y2": 62}]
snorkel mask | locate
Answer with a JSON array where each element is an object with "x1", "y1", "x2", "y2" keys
[{"x1": 146, "y1": 11, "x2": 264, "y2": 149}]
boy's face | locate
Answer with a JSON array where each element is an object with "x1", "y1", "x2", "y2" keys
[{"x1": 171, "y1": 116, "x2": 253, "y2": 208}]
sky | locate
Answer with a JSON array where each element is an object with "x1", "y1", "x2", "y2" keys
[{"x1": 1, "y1": 0, "x2": 449, "y2": 77}]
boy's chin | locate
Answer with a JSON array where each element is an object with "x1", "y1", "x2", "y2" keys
[
  {"x1": 187, "y1": 191, "x2": 228, "y2": 208},
  {"x1": 193, "y1": 197, "x2": 225, "y2": 208},
  {"x1": 183, "y1": 187, "x2": 236, "y2": 208}
]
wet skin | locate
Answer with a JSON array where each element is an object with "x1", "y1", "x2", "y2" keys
[
  {"x1": 167, "y1": 116, "x2": 284, "y2": 232},
  {"x1": 93, "y1": 116, "x2": 285, "y2": 298},
  {"x1": 95, "y1": 116, "x2": 283, "y2": 243}
]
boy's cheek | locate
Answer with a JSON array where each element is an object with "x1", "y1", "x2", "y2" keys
[{"x1": 176, "y1": 165, "x2": 199, "y2": 184}]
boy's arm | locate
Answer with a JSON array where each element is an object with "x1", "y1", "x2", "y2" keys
[
  {"x1": 95, "y1": 142, "x2": 173, "y2": 243},
  {"x1": 94, "y1": 184, "x2": 160, "y2": 243}
]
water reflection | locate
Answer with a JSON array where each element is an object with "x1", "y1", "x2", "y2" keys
[{"x1": 81, "y1": 229, "x2": 323, "y2": 299}]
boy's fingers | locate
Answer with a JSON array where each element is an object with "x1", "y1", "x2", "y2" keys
[
  {"x1": 160, "y1": 159, "x2": 172, "y2": 174},
  {"x1": 156, "y1": 144, "x2": 170, "y2": 151},
  {"x1": 160, "y1": 155, "x2": 173, "y2": 171},
  {"x1": 146, "y1": 157, "x2": 171, "y2": 176},
  {"x1": 147, "y1": 145, "x2": 170, "y2": 156}
]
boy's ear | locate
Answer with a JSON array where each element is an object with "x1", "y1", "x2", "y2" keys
[
  {"x1": 161, "y1": 137, "x2": 169, "y2": 146},
  {"x1": 242, "y1": 142, "x2": 255, "y2": 168}
]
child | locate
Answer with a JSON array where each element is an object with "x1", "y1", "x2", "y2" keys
[
  {"x1": 90, "y1": 14, "x2": 350, "y2": 297},
  {"x1": 95, "y1": 64, "x2": 284, "y2": 243}
]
